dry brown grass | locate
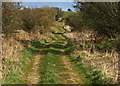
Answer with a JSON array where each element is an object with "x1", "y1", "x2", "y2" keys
[
  {"x1": 2, "y1": 29, "x2": 50, "y2": 81},
  {"x1": 73, "y1": 50, "x2": 119, "y2": 84},
  {"x1": 2, "y1": 34, "x2": 23, "y2": 81},
  {"x1": 64, "y1": 26, "x2": 119, "y2": 84},
  {"x1": 14, "y1": 29, "x2": 50, "y2": 41}
]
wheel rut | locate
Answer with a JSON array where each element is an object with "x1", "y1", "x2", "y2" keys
[
  {"x1": 60, "y1": 56, "x2": 85, "y2": 84},
  {"x1": 23, "y1": 22, "x2": 86, "y2": 84},
  {"x1": 24, "y1": 55, "x2": 43, "y2": 84}
]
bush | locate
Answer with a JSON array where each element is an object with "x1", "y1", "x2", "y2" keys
[
  {"x1": 21, "y1": 7, "x2": 56, "y2": 33},
  {"x1": 75, "y1": 2, "x2": 119, "y2": 38},
  {"x1": 53, "y1": 7, "x2": 64, "y2": 21},
  {"x1": 2, "y1": 3, "x2": 57, "y2": 35},
  {"x1": 2, "y1": 2, "x2": 22, "y2": 34},
  {"x1": 66, "y1": 12, "x2": 85, "y2": 31}
]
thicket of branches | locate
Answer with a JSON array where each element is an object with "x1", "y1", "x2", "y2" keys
[
  {"x1": 2, "y1": 2, "x2": 22, "y2": 34},
  {"x1": 53, "y1": 7, "x2": 64, "y2": 21},
  {"x1": 66, "y1": 2, "x2": 119, "y2": 39},
  {"x1": 2, "y1": 2, "x2": 63, "y2": 35},
  {"x1": 21, "y1": 7, "x2": 57, "y2": 33}
]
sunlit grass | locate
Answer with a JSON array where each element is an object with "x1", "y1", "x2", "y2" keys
[{"x1": 62, "y1": 11, "x2": 76, "y2": 18}]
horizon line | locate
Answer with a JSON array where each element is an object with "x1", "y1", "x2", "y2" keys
[{"x1": 1, "y1": 0, "x2": 119, "y2": 2}]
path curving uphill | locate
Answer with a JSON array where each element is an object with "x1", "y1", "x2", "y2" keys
[
  {"x1": 35, "y1": 22, "x2": 85, "y2": 84},
  {"x1": 24, "y1": 22, "x2": 86, "y2": 84}
]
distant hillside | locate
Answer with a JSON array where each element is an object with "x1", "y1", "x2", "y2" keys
[{"x1": 62, "y1": 11, "x2": 76, "y2": 18}]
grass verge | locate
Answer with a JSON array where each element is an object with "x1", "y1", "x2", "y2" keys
[
  {"x1": 69, "y1": 55, "x2": 109, "y2": 84},
  {"x1": 3, "y1": 47, "x2": 35, "y2": 84}
]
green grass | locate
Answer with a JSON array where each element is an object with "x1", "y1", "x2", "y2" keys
[
  {"x1": 45, "y1": 38, "x2": 53, "y2": 43},
  {"x1": 95, "y1": 39, "x2": 119, "y2": 51},
  {"x1": 62, "y1": 11, "x2": 76, "y2": 18},
  {"x1": 61, "y1": 34, "x2": 68, "y2": 39},
  {"x1": 69, "y1": 55, "x2": 109, "y2": 84},
  {"x1": 80, "y1": 52, "x2": 88, "y2": 57},
  {"x1": 62, "y1": 26, "x2": 69, "y2": 32},
  {"x1": 39, "y1": 39, "x2": 46, "y2": 44},
  {"x1": 3, "y1": 21, "x2": 111, "y2": 84},
  {"x1": 39, "y1": 53, "x2": 65, "y2": 84},
  {"x1": 3, "y1": 47, "x2": 37, "y2": 84},
  {"x1": 39, "y1": 23, "x2": 74, "y2": 84},
  {"x1": 21, "y1": 40, "x2": 29, "y2": 44},
  {"x1": 3, "y1": 70, "x2": 23, "y2": 84},
  {"x1": 52, "y1": 28, "x2": 65, "y2": 34}
]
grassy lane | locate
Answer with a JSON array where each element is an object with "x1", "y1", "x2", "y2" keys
[
  {"x1": 69, "y1": 55, "x2": 109, "y2": 84},
  {"x1": 24, "y1": 54, "x2": 42, "y2": 84},
  {"x1": 18, "y1": 21, "x2": 109, "y2": 84},
  {"x1": 59, "y1": 55, "x2": 85, "y2": 84},
  {"x1": 39, "y1": 53, "x2": 65, "y2": 84},
  {"x1": 37, "y1": 22, "x2": 85, "y2": 84},
  {"x1": 18, "y1": 41, "x2": 42, "y2": 84}
]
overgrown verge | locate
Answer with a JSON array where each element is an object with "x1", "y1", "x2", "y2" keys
[
  {"x1": 2, "y1": 28, "x2": 49, "y2": 84},
  {"x1": 2, "y1": 48, "x2": 35, "y2": 84},
  {"x1": 64, "y1": 27, "x2": 119, "y2": 84},
  {"x1": 69, "y1": 55, "x2": 109, "y2": 84}
]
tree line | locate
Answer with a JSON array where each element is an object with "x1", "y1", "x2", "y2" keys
[
  {"x1": 65, "y1": 2, "x2": 120, "y2": 53},
  {"x1": 2, "y1": 2, "x2": 63, "y2": 35},
  {"x1": 66, "y1": 2, "x2": 119, "y2": 39}
]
